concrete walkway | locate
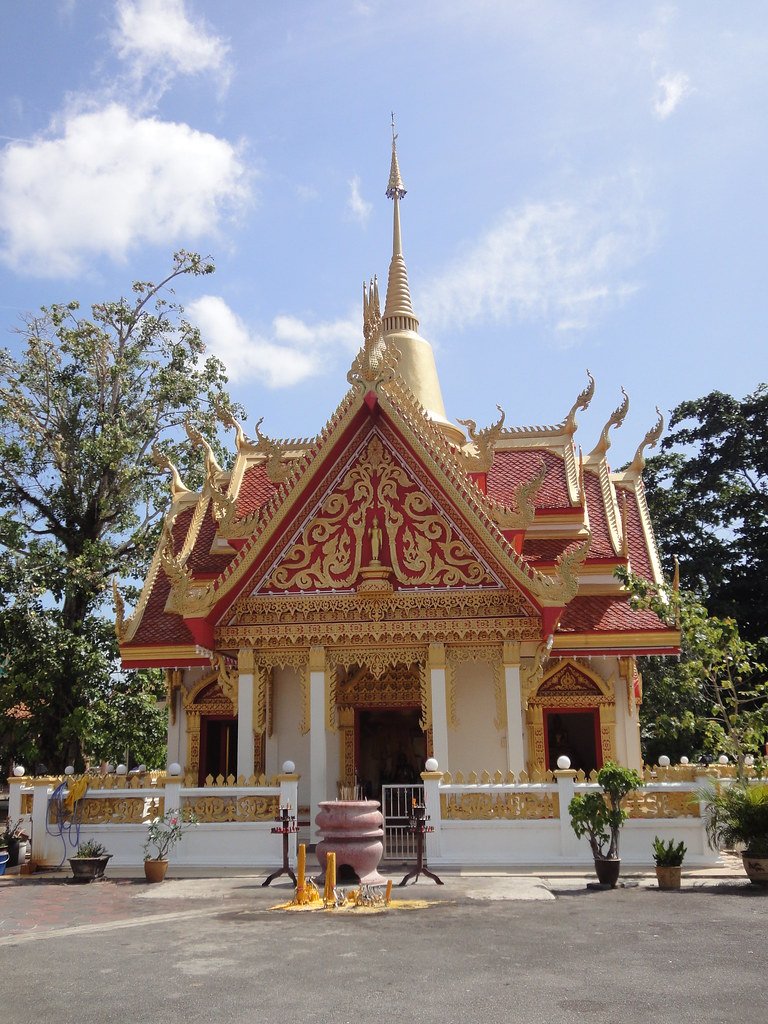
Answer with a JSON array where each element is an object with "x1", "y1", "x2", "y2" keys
[{"x1": 0, "y1": 853, "x2": 752, "y2": 943}]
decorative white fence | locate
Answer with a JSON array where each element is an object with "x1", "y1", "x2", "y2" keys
[
  {"x1": 7, "y1": 763, "x2": 761, "y2": 870},
  {"x1": 7, "y1": 770, "x2": 299, "y2": 869},
  {"x1": 419, "y1": 764, "x2": 766, "y2": 867}
]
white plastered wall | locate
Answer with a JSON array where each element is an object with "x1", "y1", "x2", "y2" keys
[
  {"x1": 272, "y1": 667, "x2": 310, "y2": 808},
  {"x1": 449, "y1": 659, "x2": 505, "y2": 775}
]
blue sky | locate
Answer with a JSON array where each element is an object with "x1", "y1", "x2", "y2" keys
[{"x1": 1, "y1": 1, "x2": 766, "y2": 467}]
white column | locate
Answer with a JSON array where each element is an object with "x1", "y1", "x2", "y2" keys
[
  {"x1": 428, "y1": 643, "x2": 449, "y2": 769},
  {"x1": 309, "y1": 646, "x2": 327, "y2": 845},
  {"x1": 237, "y1": 649, "x2": 255, "y2": 781},
  {"x1": 503, "y1": 642, "x2": 525, "y2": 776}
]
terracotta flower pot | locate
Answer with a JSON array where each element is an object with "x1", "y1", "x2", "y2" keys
[
  {"x1": 742, "y1": 854, "x2": 768, "y2": 886},
  {"x1": 655, "y1": 865, "x2": 682, "y2": 890},
  {"x1": 594, "y1": 857, "x2": 621, "y2": 887},
  {"x1": 144, "y1": 858, "x2": 169, "y2": 883}
]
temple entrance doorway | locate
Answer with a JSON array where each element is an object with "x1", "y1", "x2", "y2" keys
[
  {"x1": 544, "y1": 708, "x2": 601, "y2": 774},
  {"x1": 199, "y1": 716, "x2": 237, "y2": 784},
  {"x1": 356, "y1": 707, "x2": 426, "y2": 801}
]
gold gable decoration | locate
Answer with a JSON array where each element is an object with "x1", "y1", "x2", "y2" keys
[{"x1": 263, "y1": 434, "x2": 496, "y2": 593}]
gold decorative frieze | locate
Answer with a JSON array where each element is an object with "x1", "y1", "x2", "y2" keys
[
  {"x1": 181, "y1": 795, "x2": 279, "y2": 822},
  {"x1": 61, "y1": 797, "x2": 163, "y2": 825},
  {"x1": 328, "y1": 645, "x2": 427, "y2": 682},
  {"x1": 624, "y1": 790, "x2": 700, "y2": 819},
  {"x1": 219, "y1": 591, "x2": 538, "y2": 655},
  {"x1": 440, "y1": 790, "x2": 558, "y2": 820}
]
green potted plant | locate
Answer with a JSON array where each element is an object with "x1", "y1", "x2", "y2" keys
[
  {"x1": 568, "y1": 761, "x2": 642, "y2": 887},
  {"x1": 652, "y1": 836, "x2": 687, "y2": 890},
  {"x1": 69, "y1": 839, "x2": 112, "y2": 882},
  {"x1": 143, "y1": 809, "x2": 198, "y2": 882},
  {"x1": 702, "y1": 781, "x2": 768, "y2": 886}
]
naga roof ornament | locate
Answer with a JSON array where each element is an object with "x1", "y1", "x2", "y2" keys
[
  {"x1": 184, "y1": 421, "x2": 224, "y2": 487},
  {"x1": 150, "y1": 446, "x2": 191, "y2": 499},
  {"x1": 588, "y1": 387, "x2": 629, "y2": 458},
  {"x1": 562, "y1": 369, "x2": 596, "y2": 435},
  {"x1": 458, "y1": 405, "x2": 506, "y2": 471},
  {"x1": 627, "y1": 406, "x2": 664, "y2": 475}
]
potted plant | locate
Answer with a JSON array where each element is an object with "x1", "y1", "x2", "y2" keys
[
  {"x1": 568, "y1": 761, "x2": 642, "y2": 887},
  {"x1": 652, "y1": 836, "x2": 686, "y2": 890},
  {"x1": 143, "y1": 808, "x2": 198, "y2": 882},
  {"x1": 69, "y1": 839, "x2": 112, "y2": 882},
  {"x1": 2, "y1": 819, "x2": 29, "y2": 868},
  {"x1": 702, "y1": 781, "x2": 768, "y2": 885}
]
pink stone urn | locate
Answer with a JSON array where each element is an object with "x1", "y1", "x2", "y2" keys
[{"x1": 315, "y1": 800, "x2": 386, "y2": 885}]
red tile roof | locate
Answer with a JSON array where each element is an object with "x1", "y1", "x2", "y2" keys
[
  {"x1": 558, "y1": 596, "x2": 666, "y2": 633},
  {"x1": 620, "y1": 487, "x2": 654, "y2": 580},
  {"x1": 236, "y1": 464, "x2": 277, "y2": 517},
  {"x1": 486, "y1": 449, "x2": 571, "y2": 510},
  {"x1": 582, "y1": 471, "x2": 616, "y2": 558}
]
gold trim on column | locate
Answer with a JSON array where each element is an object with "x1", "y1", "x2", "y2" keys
[
  {"x1": 445, "y1": 645, "x2": 504, "y2": 730},
  {"x1": 253, "y1": 666, "x2": 267, "y2": 733},
  {"x1": 419, "y1": 661, "x2": 431, "y2": 732}
]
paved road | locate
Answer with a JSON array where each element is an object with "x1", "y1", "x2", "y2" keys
[{"x1": 1, "y1": 867, "x2": 765, "y2": 1024}]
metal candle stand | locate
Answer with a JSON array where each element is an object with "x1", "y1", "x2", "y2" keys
[
  {"x1": 262, "y1": 806, "x2": 299, "y2": 887},
  {"x1": 398, "y1": 802, "x2": 443, "y2": 886}
]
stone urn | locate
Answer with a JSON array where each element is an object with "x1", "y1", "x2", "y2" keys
[{"x1": 315, "y1": 800, "x2": 386, "y2": 885}]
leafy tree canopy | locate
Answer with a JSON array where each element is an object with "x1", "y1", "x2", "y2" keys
[
  {"x1": 618, "y1": 569, "x2": 768, "y2": 771},
  {"x1": 0, "y1": 252, "x2": 241, "y2": 771},
  {"x1": 643, "y1": 384, "x2": 767, "y2": 640}
]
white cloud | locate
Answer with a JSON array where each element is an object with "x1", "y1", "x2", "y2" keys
[
  {"x1": 653, "y1": 71, "x2": 692, "y2": 119},
  {"x1": 113, "y1": 0, "x2": 230, "y2": 85},
  {"x1": 347, "y1": 175, "x2": 372, "y2": 225},
  {"x1": 419, "y1": 181, "x2": 654, "y2": 339},
  {"x1": 0, "y1": 103, "x2": 249, "y2": 276},
  {"x1": 296, "y1": 184, "x2": 319, "y2": 202},
  {"x1": 188, "y1": 295, "x2": 359, "y2": 389}
]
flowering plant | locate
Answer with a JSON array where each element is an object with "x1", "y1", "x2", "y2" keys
[{"x1": 143, "y1": 809, "x2": 198, "y2": 861}]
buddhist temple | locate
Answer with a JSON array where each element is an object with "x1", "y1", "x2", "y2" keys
[{"x1": 116, "y1": 132, "x2": 680, "y2": 835}]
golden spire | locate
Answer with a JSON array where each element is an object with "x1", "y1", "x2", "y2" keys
[{"x1": 383, "y1": 113, "x2": 419, "y2": 334}]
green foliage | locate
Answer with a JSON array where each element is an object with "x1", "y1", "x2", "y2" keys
[
  {"x1": 74, "y1": 840, "x2": 109, "y2": 858},
  {"x1": 568, "y1": 760, "x2": 641, "y2": 860},
  {"x1": 702, "y1": 782, "x2": 768, "y2": 858},
  {"x1": 652, "y1": 836, "x2": 687, "y2": 866},
  {"x1": 619, "y1": 569, "x2": 768, "y2": 770},
  {"x1": 0, "y1": 252, "x2": 241, "y2": 771},
  {"x1": 143, "y1": 809, "x2": 198, "y2": 861},
  {"x1": 643, "y1": 384, "x2": 767, "y2": 642}
]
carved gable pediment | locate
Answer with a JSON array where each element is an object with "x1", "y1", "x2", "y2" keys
[
  {"x1": 256, "y1": 432, "x2": 500, "y2": 593},
  {"x1": 536, "y1": 662, "x2": 604, "y2": 699}
]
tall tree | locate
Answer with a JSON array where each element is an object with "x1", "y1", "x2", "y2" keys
[
  {"x1": 0, "y1": 252, "x2": 241, "y2": 771},
  {"x1": 619, "y1": 569, "x2": 768, "y2": 769},
  {"x1": 643, "y1": 384, "x2": 767, "y2": 640}
]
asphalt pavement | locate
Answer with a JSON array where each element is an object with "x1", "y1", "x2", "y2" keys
[{"x1": 1, "y1": 859, "x2": 764, "y2": 1024}]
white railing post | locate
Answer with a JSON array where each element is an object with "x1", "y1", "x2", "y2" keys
[
  {"x1": 29, "y1": 777, "x2": 56, "y2": 865},
  {"x1": 421, "y1": 761, "x2": 443, "y2": 861},
  {"x1": 279, "y1": 764, "x2": 300, "y2": 865},
  {"x1": 555, "y1": 768, "x2": 582, "y2": 861},
  {"x1": 164, "y1": 775, "x2": 182, "y2": 817},
  {"x1": 8, "y1": 775, "x2": 23, "y2": 821}
]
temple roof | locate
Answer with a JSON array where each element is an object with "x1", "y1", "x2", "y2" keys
[{"x1": 116, "y1": 135, "x2": 677, "y2": 669}]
